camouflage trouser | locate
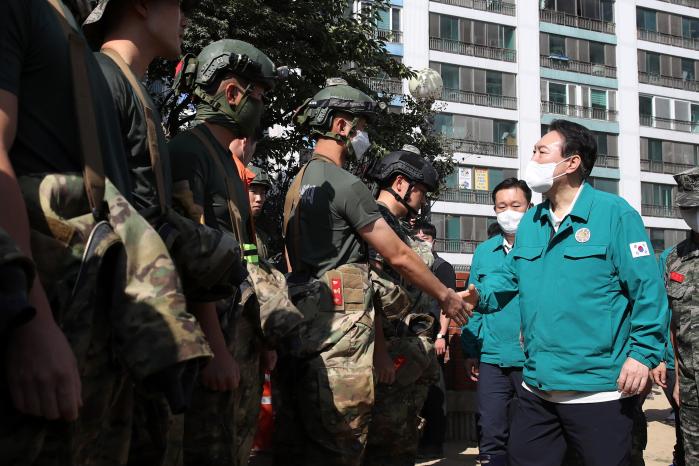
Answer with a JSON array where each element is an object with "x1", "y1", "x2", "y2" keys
[
  {"x1": 0, "y1": 174, "x2": 211, "y2": 466},
  {"x1": 364, "y1": 335, "x2": 439, "y2": 466},
  {"x1": 273, "y1": 311, "x2": 375, "y2": 466},
  {"x1": 233, "y1": 310, "x2": 264, "y2": 466}
]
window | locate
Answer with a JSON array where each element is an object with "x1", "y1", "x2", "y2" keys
[
  {"x1": 600, "y1": 0, "x2": 614, "y2": 22},
  {"x1": 682, "y1": 16, "x2": 699, "y2": 40},
  {"x1": 636, "y1": 8, "x2": 657, "y2": 32},
  {"x1": 648, "y1": 139, "x2": 663, "y2": 162},
  {"x1": 589, "y1": 42, "x2": 605, "y2": 65},
  {"x1": 486, "y1": 71, "x2": 502, "y2": 96},
  {"x1": 441, "y1": 64, "x2": 459, "y2": 90},
  {"x1": 692, "y1": 104, "x2": 699, "y2": 133},
  {"x1": 494, "y1": 120, "x2": 516, "y2": 144},
  {"x1": 549, "y1": 82, "x2": 567, "y2": 104},
  {"x1": 588, "y1": 177, "x2": 618, "y2": 194},
  {"x1": 590, "y1": 89, "x2": 607, "y2": 109},
  {"x1": 642, "y1": 182, "x2": 675, "y2": 207},
  {"x1": 592, "y1": 132, "x2": 608, "y2": 155},
  {"x1": 646, "y1": 52, "x2": 660, "y2": 75},
  {"x1": 391, "y1": 7, "x2": 400, "y2": 32},
  {"x1": 549, "y1": 35, "x2": 566, "y2": 56},
  {"x1": 647, "y1": 228, "x2": 690, "y2": 253},
  {"x1": 639, "y1": 95, "x2": 653, "y2": 116},
  {"x1": 440, "y1": 15, "x2": 459, "y2": 41},
  {"x1": 434, "y1": 113, "x2": 454, "y2": 137},
  {"x1": 682, "y1": 58, "x2": 695, "y2": 81}
]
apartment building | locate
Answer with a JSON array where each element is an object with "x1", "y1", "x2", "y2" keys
[{"x1": 371, "y1": 0, "x2": 697, "y2": 269}]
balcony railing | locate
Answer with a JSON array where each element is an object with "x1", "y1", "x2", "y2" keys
[
  {"x1": 443, "y1": 138, "x2": 518, "y2": 158},
  {"x1": 638, "y1": 29, "x2": 699, "y2": 51},
  {"x1": 638, "y1": 72, "x2": 699, "y2": 92},
  {"x1": 439, "y1": 188, "x2": 492, "y2": 204},
  {"x1": 430, "y1": 0, "x2": 516, "y2": 16},
  {"x1": 539, "y1": 9, "x2": 615, "y2": 35},
  {"x1": 640, "y1": 114, "x2": 699, "y2": 133},
  {"x1": 362, "y1": 77, "x2": 403, "y2": 95},
  {"x1": 376, "y1": 29, "x2": 402, "y2": 43},
  {"x1": 642, "y1": 204, "x2": 680, "y2": 218},
  {"x1": 657, "y1": 0, "x2": 699, "y2": 8},
  {"x1": 540, "y1": 55, "x2": 617, "y2": 78},
  {"x1": 434, "y1": 238, "x2": 482, "y2": 254},
  {"x1": 429, "y1": 37, "x2": 516, "y2": 62},
  {"x1": 453, "y1": 264, "x2": 471, "y2": 273},
  {"x1": 595, "y1": 154, "x2": 619, "y2": 169},
  {"x1": 541, "y1": 101, "x2": 618, "y2": 121},
  {"x1": 641, "y1": 159, "x2": 697, "y2": 175},
  {"x1": 441, "y1": 88, "x2": 517, "y2": 109}
]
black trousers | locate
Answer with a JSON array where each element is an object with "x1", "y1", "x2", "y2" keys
[
  {"x1": 508, "y1": 387, "x2": 636, "y2": 466},
  {"x1": 419, "y1": 363, "x2": 446, "y2": 448},
  {"x1": 476, "y1": 363, "x2": 525, "y2": 460}
]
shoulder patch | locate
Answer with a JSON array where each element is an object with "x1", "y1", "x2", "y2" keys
[{"x1": 629, "y1": 241, "x2": 651, "y2": 258}]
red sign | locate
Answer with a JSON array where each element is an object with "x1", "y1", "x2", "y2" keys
[
  {"x1": 331, "y1": 277, "x2": 343, "y2": 306},
  {"x1": 670, "y1": 272, "x2": 685, "y2": 283}
]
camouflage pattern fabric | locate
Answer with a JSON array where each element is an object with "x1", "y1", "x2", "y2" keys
[
  {"x1": 0, "y1": 173, "x2": 211, "y2": 466},
  {"x1": 255, "y1": 226, "x2": 271, "y2": 262},
  {"x1": 273, "y1": 263, "x2": 375, "y2": 466},
  {"x1": 364, "y1": 204, "x2": 438, "y2": 466},
  {"x1": 664, "y1": 237, "x2": 699, "y2": 464}
]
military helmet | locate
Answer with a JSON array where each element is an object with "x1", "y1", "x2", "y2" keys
[
  {"x1": 293, "y1": 78, "x2": 384, "y2": 133},
  {"x1": 194, "y1": 39, "x2": 284, "y2": 92},
  {"x1": 249, "y1": 166, "x2": 272, "y2": 190},
  {"x1": 371, "y1": 145, "x2": 439, "y2": 192}
]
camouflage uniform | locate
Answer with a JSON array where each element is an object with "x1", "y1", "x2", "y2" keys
[
  {"x1": 665, "y1": 167, "x2": 699, "y2": 465},
  {"x1": 364, "y1": 203, "x2": 440, "y2": 466}
]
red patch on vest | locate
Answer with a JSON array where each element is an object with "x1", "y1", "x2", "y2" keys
[
  {"x1": 393, "y1": 356, "x2": 406, "y2": 370},
  {"x1": 331, "y1": 278, "x2": 343, "y2": 306},
  {"x1": 670, "y1": 272, "x2": 685, "y2": 283}
]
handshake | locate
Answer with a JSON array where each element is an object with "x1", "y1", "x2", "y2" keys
[{"x1": 440, "y1": 284, "x2": 480, "y2": 326}]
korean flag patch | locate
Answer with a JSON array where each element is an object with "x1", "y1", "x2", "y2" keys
[{"x1": 629, "y1": 241, "x2": 651, "y2": 258}]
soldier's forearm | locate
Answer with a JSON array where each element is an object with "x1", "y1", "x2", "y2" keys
[{"x1": 190, "y1": 301, "x2": 229, "y2": 356}]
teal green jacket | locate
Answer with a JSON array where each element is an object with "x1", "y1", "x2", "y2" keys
[
  {"x1": 461, "y1": 234, "x2": 525, "y2": 368},
  {"x1": 473, "y1": 184, "x2": 667, "y2": 392},
  {"x1": 659, "y1": 247, "x2": 676, "y2": 370}
]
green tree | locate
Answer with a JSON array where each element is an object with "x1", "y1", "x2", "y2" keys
[{"x1": 149, "y1": 0, "x2": 453, "y2": 245}]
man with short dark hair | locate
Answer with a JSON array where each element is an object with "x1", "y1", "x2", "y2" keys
[
  {"x1": 461, "y1": 177, "x2": 531, "y2": 466},
  {"x1": 462, "y1": 119, "x2": 667, "y2": 465}
]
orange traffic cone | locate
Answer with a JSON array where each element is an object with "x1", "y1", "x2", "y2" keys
[{"x1": 252, "y1": 371, "x2": 274, "y2": 452}]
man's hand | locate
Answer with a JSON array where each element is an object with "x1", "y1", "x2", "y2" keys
[
  {"x1": 465, "y1": 358, "x2": 480, "y2": 382},
  {"x1": 261, "y1": 349, "x2": 278, "y2": 372},
  {"x1": 650, "y1": 361, "x2": 667, "y2": 389},
  {"x1": 374, "y1": 347, "x2": 396, "y2": 385},
  {"x1": 200, "y1": 350, "x2": 240, "y2": 392},
  {"x1": 617, "y1": 357, "x2": 650, "y2": 395},
  {"x1": 6, "y1": 315, "x2": 82, "y2": 421},
  {"x1": 435, "y1": 337, "x2": 447, "y2": 357},
  {"x1": 462, "y1": 284, "x2": 479, "y2": 312},
  {"x1": 441, "y1": 288, "x2": 472, "y2": 326}
]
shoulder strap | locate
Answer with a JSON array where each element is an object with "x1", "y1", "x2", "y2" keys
[
  {"x1": 189, "y1": 126, "x2": 253, "y2": 246},
  {"x1": 100, "y1": 48, "x2": 168, "y2": 214},
  {"x1": 282, "y1": 162, "x2": 312, "y2": 271},
  {"x1": 46, "y1": 0, "x2": 106, "y2": 219}
]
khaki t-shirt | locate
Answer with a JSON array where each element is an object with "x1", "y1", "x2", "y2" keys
[
  {"x1": 0, "y1": 0, "x2": 130, "y2": 196},
  {"x1": 286, "y1": 155, "x2": 381, "y2": 278},
  {"x1": 169, "y1": 124, "x2": 253, "y2": 244}
]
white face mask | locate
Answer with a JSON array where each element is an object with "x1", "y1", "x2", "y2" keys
[
  {"x1": 496, "y1": 209, "x2": 525, "y2": 235},
  {"x1": 524, "y1": 157, "x2": 572, "y2": 193},
  {"x1": 681, "y1": 208, "x2": 699, "y2": 233},
  {"x1": 350, "y1": 130, "x2": 371, "y2": 161}
]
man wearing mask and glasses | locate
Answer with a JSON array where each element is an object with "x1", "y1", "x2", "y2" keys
[
  {"x1": 461, "y1": 177, "x2": 531, "y2": 466},
  {"x1": 461, "y1": 119, "x2": 666, "y2": 466}
]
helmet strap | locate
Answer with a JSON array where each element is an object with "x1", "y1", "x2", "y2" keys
[{"x1": 386, "y1": 184, "x2": 418, "y2": 217}]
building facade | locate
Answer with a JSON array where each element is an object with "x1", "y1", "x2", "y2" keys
[{"x1": 375, "y1": 0, "x2": 697, "y2": 269}]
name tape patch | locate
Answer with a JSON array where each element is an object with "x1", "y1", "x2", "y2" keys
[
  {"x1": 670, "y1": 272, "x2": 685, "y2": 283},
  {"x1": 331, "y1": 277, "x2": 343, "y2": 306},
  {"x1": 629, "y1": 241, "x2": 651, "y2": 258}
]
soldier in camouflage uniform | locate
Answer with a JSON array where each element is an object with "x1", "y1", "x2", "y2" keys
[
  {"x1": 666, "y1": 167, "x2": 699, "y2": 465},
  {"x1": 277, "y1": 79, "x2": 469, "y2": 466},
  {"x1": 168, "y1": 39, "x2": 300, "y2": 466},
  {"x1": 363, "y1": 145, "x2": 441, "y2": 466},
  {"x1": 0, "y1": 1, "x2": 212, "y2": 464}
]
